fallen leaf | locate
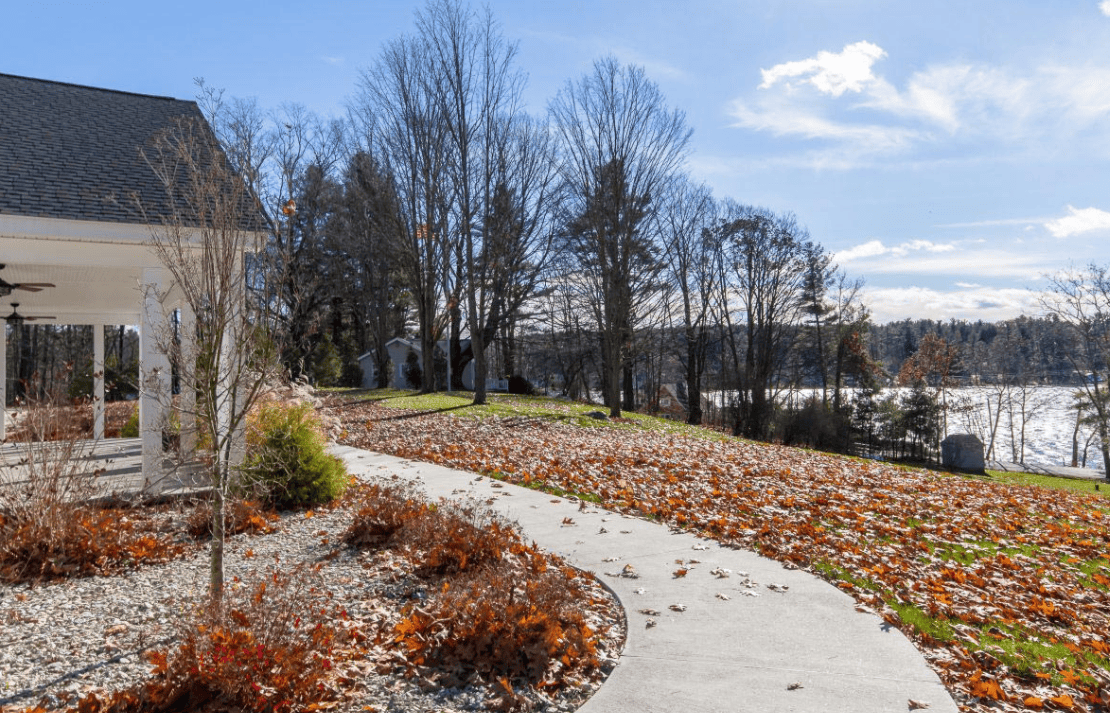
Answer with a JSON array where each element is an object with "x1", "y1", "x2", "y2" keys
[
  {"x1": 908, "y1": 700, "x2": 930, "y2": 710},
  {"x1": 787, "y1": 682, "x2": 803, "y2": 690}
]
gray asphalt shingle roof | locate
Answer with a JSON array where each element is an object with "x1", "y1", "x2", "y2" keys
[{"x1": 0, "y1": 73, "x2": 213, "y2": 225}]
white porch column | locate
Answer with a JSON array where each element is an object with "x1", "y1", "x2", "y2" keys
[
  {"x1": 226, "y1": 252, "x2": 246, "y2": 468},
  {"x1": 140, "y1": 267, "x2": 171, "y2": 491},
  {"x1": 0, "y1": 324, "x2": 6, "y2": 442},
  {"x1": 93, "y1": 323, "x2": 105, "y2": 441},
  {"x1": 178, "y1": 303, "x2": 197, "y2": 460}
]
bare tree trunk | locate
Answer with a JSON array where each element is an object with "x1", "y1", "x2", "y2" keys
[{"x1": 1072, "y1": 404, "x2": 1082, "y2": 467}]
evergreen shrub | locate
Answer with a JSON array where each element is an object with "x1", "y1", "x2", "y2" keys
[{"x1": 242, "y1": 401, "x2": 347, "y2": 508}]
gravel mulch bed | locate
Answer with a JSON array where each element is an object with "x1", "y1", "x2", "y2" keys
[{"x1": 0, "y1": 480, "x2": 624, "y2": 713}]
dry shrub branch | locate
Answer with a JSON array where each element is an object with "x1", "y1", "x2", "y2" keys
[
  {"x1": 344, "y1": 481, "x2": 606, "y2": 694},
  {"x1": 0, "y1": 387, "x2": 185, "y2": 583},
  {"x1": 34, "y1": 565, "x2": 356, "y2": 713}
]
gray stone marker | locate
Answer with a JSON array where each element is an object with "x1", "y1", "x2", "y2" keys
[{"x1": 941, "y1": 433, "x2": 985, "y2": 473}]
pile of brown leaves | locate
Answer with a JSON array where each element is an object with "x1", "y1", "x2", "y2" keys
[{"x1": 339, "y1": 400, "x2": 1110, "y2": 712}]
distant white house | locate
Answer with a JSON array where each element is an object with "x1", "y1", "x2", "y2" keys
[{"x1": 358, "y1": 337, "x2": 507, "y2": 391}]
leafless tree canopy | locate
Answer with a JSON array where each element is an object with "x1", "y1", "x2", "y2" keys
[{"x1": 551, "y1": 56, "x2": 692, "y2": 417}]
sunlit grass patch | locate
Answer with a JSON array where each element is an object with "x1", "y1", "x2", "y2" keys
[
  {"x1": 348, "y1": 388, "x2": 733, "y2": 440},
  {"x1": 969, "y1": 621, "x2": 1108, "y2": 685},
  {"x1": 812, "y1": 560, "x2": 881, "y2": 591},
  {"x1": 983, "y1": 469, "x2": 1108, "y2": 496},
  {"x1": 924, "y1": 538, "x2": 1040, "y2": 567},
  {"x1": 887, "y1": 601, "x2": 958, "y2": 643}
]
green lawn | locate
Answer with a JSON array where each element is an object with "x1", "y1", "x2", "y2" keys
[
  {"x1": 981, "y1": 469, "x2": 1108, "y2": 496},
  {"x1": 327, "y1": 387, "x2": 729, "y2": 439}
]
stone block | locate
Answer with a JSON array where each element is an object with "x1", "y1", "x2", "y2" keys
[{"x1": 941, "y1": 434, "x2": 985, "y2": 474}]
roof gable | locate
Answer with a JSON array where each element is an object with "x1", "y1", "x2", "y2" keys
[{"x1": 0, "y1": 73, "x2": 210, "y2": 225}]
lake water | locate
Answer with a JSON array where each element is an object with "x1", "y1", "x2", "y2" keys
[{"x1": 714, "y1": 385, "x2": 1106, "y2": 474}]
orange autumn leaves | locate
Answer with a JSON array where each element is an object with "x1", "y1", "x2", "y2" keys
[{"x1": 340, "y1": 401, "x2": 1110, "y2": 712}]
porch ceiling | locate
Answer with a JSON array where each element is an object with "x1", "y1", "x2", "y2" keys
[{"x1": 0, "y1": 261, "x2": 146, "y2": 324}]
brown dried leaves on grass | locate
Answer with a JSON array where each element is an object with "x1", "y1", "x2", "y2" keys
[{"x1": 340, "y1": 401, "x2": 1110, "y2": 712}]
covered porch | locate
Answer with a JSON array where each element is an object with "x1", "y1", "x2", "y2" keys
[{"x1": 0, "y1": 219, "x2": 197, "y2": 492}]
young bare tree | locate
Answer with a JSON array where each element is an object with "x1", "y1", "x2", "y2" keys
[
  {"x1": 1042, "y1": 263, "x2": 1110, "y2": 479},
  {"x1": 550, "y1": 57, "x2": 691, "y2": 417},
  {"x1": 143, "y1": 117, "x2": 278, "y2": 599}
]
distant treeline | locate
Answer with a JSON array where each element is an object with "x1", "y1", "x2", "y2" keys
[{"x1": 867, "y1": 316, "x2": 1088, "y2": 385}]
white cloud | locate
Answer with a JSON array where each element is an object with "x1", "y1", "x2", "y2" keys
[
  {"x1": 759, "y1": 41, "x2": 886, "y2": 97},
  {"x1": 728, "y1": 98, "x2": 919, "y2": 150},
  {"x1": 1044, "y1": 205, "x2": 1110, "y2": 237},
  {"x1": 863, "y1": 285, "x2": 1041, "y2": 323},
  {"x1": 1101, "y1": 1, "x2": 1110, "y2": 17},
  {"x1": 902, "y1": 239, "x2": 956, "y2": 254},
  {"x1": 321, "y1": 56, "x2": 344, "y2": 65},
  {"x1": 835, "y1": 239, "x2": 956, "y2": 263},
  {"x1": 955, "y1": 282, "x2": 983, "y2": 288},
  {"x1": 860, "y1": 64, "x2": 1028, "y2": 134},
  {"x1": 732, "y1": 41, "x2": 1110, "y2": 166},
  {"x1": 835, "y1": 240, "x2": 888, "y2": 262}
]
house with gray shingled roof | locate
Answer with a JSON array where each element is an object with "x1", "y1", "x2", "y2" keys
[{"x1": 0, "y1": 73, "x2": 258, "y2": 488}]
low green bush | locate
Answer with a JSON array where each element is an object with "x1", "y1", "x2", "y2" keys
[{"x1": 242, "y1": 401, "x2": 347, "y2": 509}]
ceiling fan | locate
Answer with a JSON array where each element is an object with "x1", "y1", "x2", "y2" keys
[
  {"x1": 0, "y1": 264, "x2": 55, "y2": 297},
  {"x1": 4, "y1": 303, "x2": 56, "y2": 326}
]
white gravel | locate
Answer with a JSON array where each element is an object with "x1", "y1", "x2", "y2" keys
[{"x1": 0, "y1": 486, "x2": 623, "y2": 712}]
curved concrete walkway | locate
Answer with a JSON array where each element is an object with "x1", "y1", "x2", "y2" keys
[{"x1": 332, "y1": 445, "x2": 958, "y2": 713}]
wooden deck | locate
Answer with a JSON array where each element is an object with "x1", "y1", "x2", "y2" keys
[{"x1": 0, "y1": 437, "x2": 209, "y2": 500}]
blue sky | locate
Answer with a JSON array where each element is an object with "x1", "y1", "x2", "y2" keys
[{"x1": 6, "y1": 0, "x2": 1110, "y2": 324}]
